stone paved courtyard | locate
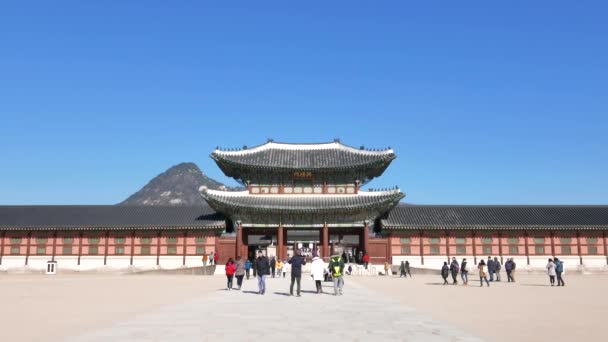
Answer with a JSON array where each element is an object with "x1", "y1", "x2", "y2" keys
[{"x1": 67, "y1": 275, "x2": 481, "y2": 342}]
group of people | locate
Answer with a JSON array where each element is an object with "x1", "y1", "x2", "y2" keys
[
  {"x1": 224, "y1": 250, "x2": 347, "y2": 296},
  {"x1": 202, "y1": 251, "x2": 219, "y2": 266}
]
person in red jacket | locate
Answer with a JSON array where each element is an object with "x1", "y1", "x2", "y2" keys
[
  {"x1": 214, "y1": 251, "x2": 219, "y2": 265},
  {"x1": 363, "y1": 253, "x2": 370, "y2": 270},
  {"x1": 225, "y1": 258, "x2": 236, "y2": 291}
]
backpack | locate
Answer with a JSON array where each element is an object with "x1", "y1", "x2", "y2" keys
[
  {"x1": 331, "y1": 257, "x2": 343, "y2": 277},
  {"x1": 453, "y1": 262, "x2": 460, "y2": 273}
]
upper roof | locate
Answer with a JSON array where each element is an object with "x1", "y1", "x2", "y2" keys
[
  {"x1": 382, "y1": 204, "x2": 608, "y2": 230},
  {"x1": 0, "y1": 205, "x2": 225, "y2": 230},
  {"x1": 201, "y1": 188, "x2": 405, "y2": 213},
  {"x1": 211, "y1": 140, "x2": 396, "y2": 183}
]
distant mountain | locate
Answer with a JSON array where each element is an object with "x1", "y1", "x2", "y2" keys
[{"x1": 119, "y1": 162, "x2": 239, "y2": 206}]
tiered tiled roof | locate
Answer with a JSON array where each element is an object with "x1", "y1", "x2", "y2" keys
[
  {"x1": 382, "y1": 204, "x2": 608, "y2": 230},
  {"x1": 211, "y1": 140, "x2": 396, "y2": 183},
  {"x1": 200, "y1": 189, "x2": 404, "y2": 214},
  {"x1": 0, "y1": 205, "x2": 225, "y2": 230}
]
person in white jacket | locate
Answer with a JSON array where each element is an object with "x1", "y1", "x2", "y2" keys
[
  {"x1": 546, "y1": 258, "x2": 557, "y2": 286},
  {"x1": 282, "y1": 260, "x2": 290, "y2": 278},
  {"x1": 311, "y1": 256, "x2": 325, "y2": 294}
]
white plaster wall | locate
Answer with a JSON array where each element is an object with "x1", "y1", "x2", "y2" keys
[
  {"x1": 26, "y1": 256, "x2": 50, "y2": 271},
  {"x1": 583, "y1": 256, "x2": 607, "y2": 269},
  {"x1": 53, "y1": 256, "x2": 79, "y2": 270},
  {"x1": 185, "y1": 256, "x2": 204, "y2": 267},
  {"x1": 78, "y1": 257, "x2": 106, "y2": 270},
  {"x1": 132, "y1": 256, "x2": 158, "y2": 269},
  {"x1": 105, "y1": 256, "x2": 131, "y2": 270},
  {"x1": 158, "y1": 256, "x2": 184, "y2": 269},
  {"x1": 0, "y1": 256, "x2": 27, "y2": 270}
]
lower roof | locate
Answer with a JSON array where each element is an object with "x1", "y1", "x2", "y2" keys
[
  {"x1": 0, "y1": 205, "x2": 225, "y2": 230},
  {"x1": 382, "y1": 204, "x2": 608, "y2": 230}
]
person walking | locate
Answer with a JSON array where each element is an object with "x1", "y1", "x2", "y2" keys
[
  {"x1": 329, "y1": 250, "x2": 345, "y2": 295},
  {"x1": 209, "y1": 252, "x2": 215, "y2": 265},
  {"x1": 460, "y1": 258, "x2": 469, "y2": 285},
  {"x1": 276, "y1": 258, "x2": 284, "y2": 278},
  {"x1": 494, "y1": 257, "x2": 502, "y2": 281},
  {"x1": 399, "y1": 261, "x2": 406, "y2": 277},
  {"x1": 213, "y1": 251, "x2": 219, "y2": 265},
  {"x1": 244, "y1": 258, "x2": 252, "y2": 280},
  {"x1": 225, "y1": 258, "x2": 236, "y2": 291},
  {"x1": 270, "y1": 255, "x2": 276, "y2": 278},
  {"x1": 487, "y1": 256, "x2": 495, "y2": 282},
  {"x1": 255, "y1": 251, "x2": 270, "y2": 295},
  {"x1": 546, "y1": 258, "x2": 557, "y2": 286},
  {"x1": 234, "y1": 256, "x2": 246, "y2": 290},
  {"x1": 282, "y1": 259, "x2": 290, "y2": 278},
  {"x1": 363, "y1": 253, "x2": 370, "y2": 270},
  {"x1": 478, "y1": 260, "x2": 490, "y2": 287},
  {"x1": 288, "y1": 250, "x2": 306, "y2": 297},
  {"x1": 441, "y1": 262, "x2": 450, "y2": 285},
  {"x1": 384, "y1": 261, "x2": 391, "y2": 277},
  {"x1": 449, "y1": 257, "x2": 460, "y2": 285},
  {"x1": 510, "y1": 258, "x2": 517, "y2": 282},
  {"x1": 202, "y1": 253, "x2": 208, "y2": 266},
  {"x1": 505, "y1": 258, "x2": 514, "y2": 282},
  {"x1": 554, "y1": 258, "x2": 565, "y2": 286},
  {"x1": 311, "y1": 255, "x2": 325, "y2": 294},
  {"x1": 252, "y1": 257, "x2": 258, "y2": 278},
  {"x1": 405, "y1": 260, "x2": 411, "y2": 277}
]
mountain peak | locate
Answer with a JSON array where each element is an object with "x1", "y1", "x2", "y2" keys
[{"x1": 119, "y1": 162, "x2": 236, "y2": 206}]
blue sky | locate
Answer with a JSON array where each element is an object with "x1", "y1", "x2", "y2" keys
[{"x1": 1, "y1": 1, "x2": 607, "y2": 205}]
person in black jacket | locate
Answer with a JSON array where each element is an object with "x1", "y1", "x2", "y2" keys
[
  {"x1": 255, "y1": 251, "x2": 271, "y2": 295},
  {"x1": 288, "y1": 250, "x2": 307, "y2": 296},
  {"x1": 441, "y1": 262, "x2": 450, "y2": 285}
]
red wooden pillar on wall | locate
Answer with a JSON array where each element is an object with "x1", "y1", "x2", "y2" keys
[
  {"x1": 524, "y1": 230, "x2": 530, "y2": 265},
  {"x1": 51, "y1": 231, "x2": 58, "y2": 262},
  {"x1": 277, "y1": 223, "x2": 284, "y2": 261},
  {"x1": 322, "y1": 223, "x2": 329, "y2": 260},
  {"x1": 182, "y1": 230, "x2": 188, "y2": 266},
  {"x1": 103, "y1": 230, "x2": 110, "y2": 266},
  {"x1": 550, "y1": 231, "x2": 555, "y2": 257},
  {"x1": 471, "y1": 230, "x2": 477, "y2": 265},
  {"x1": 130, "y1": 230, "x2": 136, "y2": 266},
  {"x1": 363, "y1": 222, "x2": 370, "y2": 255},
  {"x1": 576, "y1": 231, "x2": 582, "y2": 265},
  {"x1": 25, "y1": 231, "x2": 32, "y2": 266},
  {"x1": 498, "y1": 231, "x2": 503, "y2": 264},
  {"x1": 236, "y1": 221, "x2": 243, "y2": 259},
  {"x1": 77, "y1": 231, "x2": 83, "y2": 266},
  {"x1": 445, "y1": 230, "x2": 450, "y2": 262},
  {"x1": 0, "y1": 231, "x2": 5, "y2": 265},
  {"x1": 603, "y1": 230, "x2": 607, "y2": 265},
  {"x1": 419, "y1": 230, "x2": 425, "y2": 266}
]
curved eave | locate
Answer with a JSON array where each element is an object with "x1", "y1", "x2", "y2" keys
[
  {"x1": 380, "y1": 223, "x2": 608, "y2": 230},
  {"x1": 0, "y1": 224, "x2": 226, "y2": 231},
  {"x1": 201, "y1": 190, "x2": 405, "y2": 214}
]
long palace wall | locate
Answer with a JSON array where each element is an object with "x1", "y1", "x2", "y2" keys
[
  {"x1": 388, "y1": 230, "x2": 608, "y2": 271},
  {"x1": 0, "y1": 229, "x2": 217, "y2": 272}
]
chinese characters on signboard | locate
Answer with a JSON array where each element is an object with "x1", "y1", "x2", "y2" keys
[{"x1": 293, "y1": 171, "x2": 313, "y2": 179}]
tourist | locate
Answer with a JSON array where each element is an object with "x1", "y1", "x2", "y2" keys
[
  {"x1": 441, "y1": 262, "x2": 449, "y2": 285},
  {"x1": 255, "y1": 251, "x2": 270, "y2": 295},
  {"x1": 494, "y1": 257, "x2": 502, "y2": 281},
  {"x1": 282, "y1": 259, "x2": 290, "y2": 278},
  {"x1": 449, "y1": 257, "x2": 460, "y2": 285},
  {"x1": 214, "y1": 251, "x2": 219, "y2": 265},
  {"x1": 546, "y1": 258, "x2": 556, "y2": 286},
  {"x1": 487, "y1": 256, "x2": 495, "y2": 281},
  {"x1": 311, "y1": 255, "x2": 325, "y2": 294},
  {"x1": 384, "y1": 261, "x2": 391, "y2": 277},
  {"x1": 405, "y1": 260, "x2": 411, "y2": 277},
  {"x1": 505, "y1": 258, "x2": 514, "y2": 282},
  {"x1": 478, "y1": 260, "x2": 490, "y2": 287},
  {"x1": 276, "y1": 258, "x2": 284, "y2": 278},
  {"x1": 288, "y1": 250, "x2": 306, "y2": 297},
  {"x1": 510, "y1": 258, "x2": 517, "y2": 282},
  {"x1": 225, "y1": 258, "x2": 236, "y2": 291},
  {"x1": 400, "y1": 261, "x2": 406, "y2": 277},
  {"x1": 460, "y1": 258, "x2": 469, "y2": 285},
  {"x1": 209, "y1": 252, "x2": 215, "y2": 265},
  {"x1": 244, "y1": 258, "x2": 252, "y2": 280},
  {"x1": 270, "y1": 255, "x2": 276, "y2": 278},
  {"x1": 202, "y1": 253, "x2": 208, "y2": 266},
  {"x1": 329, "y1": 250, "x2": 345, "y2": 295},
  {"x1": 554, "y1": 257, "x2": 565, "y2": 286},
  {"x1": 363, "y1": 252, "x2": 370, "y2": 270},
  {"x1": 252, "y1": 257, "x2": 258, "y2": 278},
  {"x1": 234, "y1": 256, "x2": 246, "y2": 290}
]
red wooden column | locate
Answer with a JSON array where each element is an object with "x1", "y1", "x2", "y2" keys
[
  {"x1": 603, "y1": 230, "x2": 608, "y2": 265},
  {"x1": 322, "y1": 223, "x2": 329, "y2": 261},
  {"x1": 156, "y1": 230, "x2": 162, "y2": 266},
  {"x1": 472, "y1": 230, "x2": 477, "y2": 265},
  {"x1": 236, "y1": 221, "x2": 243, "y2": 259},
  {"x1": 445, "y1": 229, "x2": 450, "y2": 262},
  {"x1": 419, "y1": 230, "x2": 425, "y2": 266},
  {"x1": 576, "y1": 231, "x2": 582, "y2": 265},
  {"x1": 277, "y1": 223, "x2": 284, "y2": 260},
  {"x1": 103, "y1": 230, "x2": 110, "y2": 266},
  {"x1": 550, "y1": 230, "x2": 556, "y2": 257},
  {"x1": 25, "y1": 231, "x2": 32, "y2": 266},
  {"x1": 77, "y1": 231, "x2": 83, "y2": 266},
  {"x1": 0, "y1": 231, "x2": 6, "y2": 265},
  {"x1": 363, "y1": 221, "x2": 370, "y2": 255},
  {"x1": 182, "y1": 230, "x2": 188, "y2": 266},
  {"x1": 130, "y1": 230, "x2": 136, "y2": 266},
  {"x1": 524, "y1": 230, "x2": 530, "y2": 265},
  {"x1": 51, "y1": 231, "x2": 58, "y2": 261},
  {"x1": 498, "y1": 231, "x2": 503, "y2": 264}
]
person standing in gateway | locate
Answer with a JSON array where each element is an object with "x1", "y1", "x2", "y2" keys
[
  {"x1": 255, "y1": 251, "x2": 270, "y2": 295},
  {"x1": 288, "y1": 250, "x2": 306, "y2": 297},
  {"x1": 329, "y1": 250, "x2": 345, "y2": 295}
]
